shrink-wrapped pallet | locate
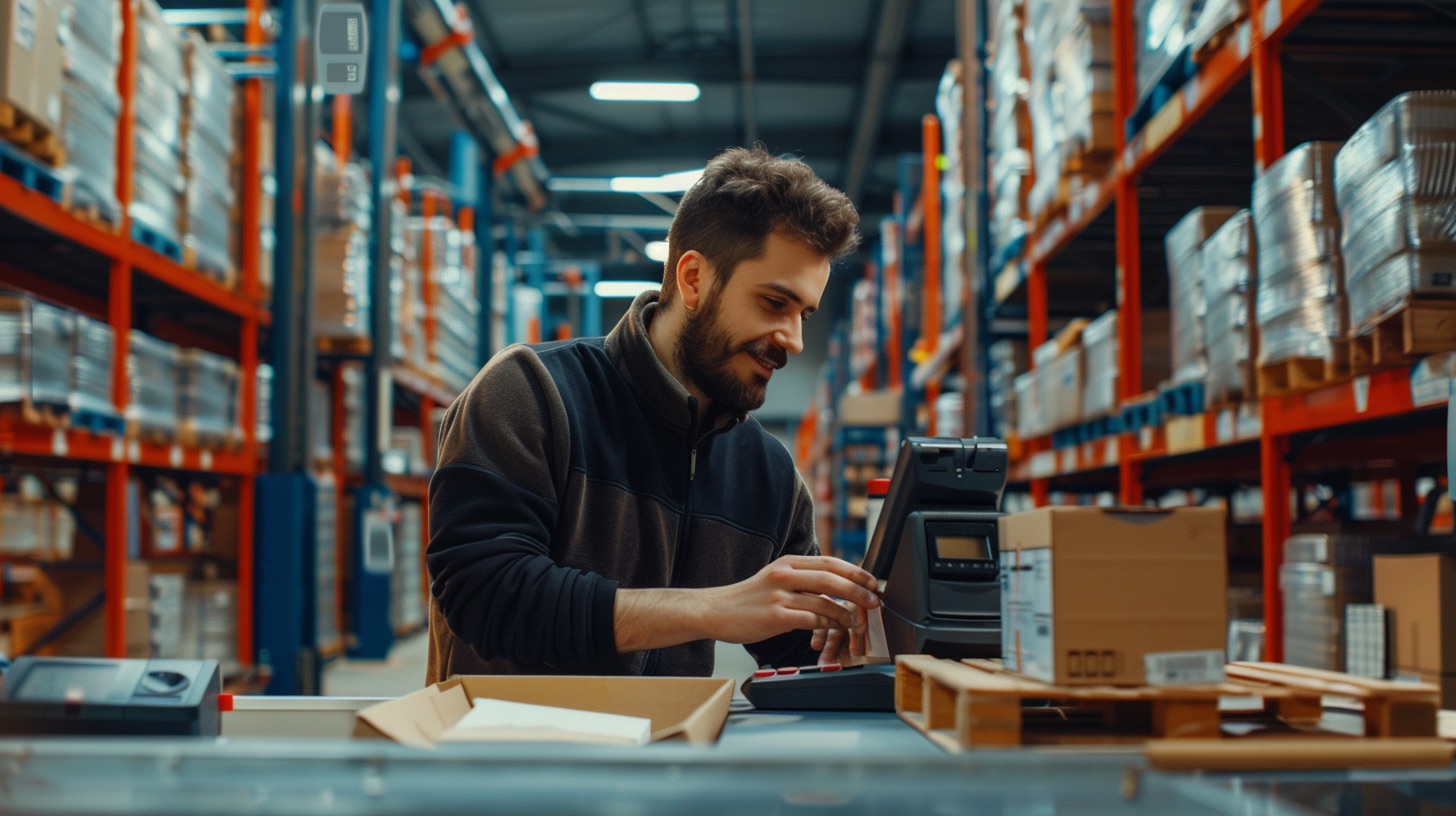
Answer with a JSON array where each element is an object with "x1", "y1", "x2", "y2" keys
[
  {"x1": 129, "y1": 0, "x2": 185, "y2": 243},
  {"x1": 178, "y1": 348, "x2": 240, "y2": 446},
  {"x1": 313, "y1": 148, "x2": 373, "y2": 339},
  {"x1": 182, "y1": 33, "x2": 236, "y2": 280},
  {"x1": 989, "y1": 339, "x2": 1028, "y2": 440},
  {"x1": 1165, "y1": 206, "x2": 1238, "y2": 383},
  {"x1": 59, "y1": 0, "x2": 121, "y2": 221},
  {"x1": 70, "y1": 314, "x2": 116, "y2": 421},
  {"x1": 1253, "y1": 141, "x2": 1347, "y2": 365},
  {"x1": 126, "y1": 331, "x2": 179, "y2": 438},
  {"x1": 1201, "y1": 210, "x2": 1257, "y2": 406},
  {"x1": 1080, "y1": 310, "x2": 1118, "y2": 420},
  {"x1": 1333, "y1": 91, "x2": 1456, "y2": 331}
]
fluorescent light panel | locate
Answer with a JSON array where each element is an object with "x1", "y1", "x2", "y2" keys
[
  {"x1": 595, "y1": 280, "x2": 661, "y2": 299},
  {"x1": 644, "y1": 241, "x2": 670, "y2": 263},
  {"x1": 589, "y1": 81, "x2": 700, "y2": 102}
]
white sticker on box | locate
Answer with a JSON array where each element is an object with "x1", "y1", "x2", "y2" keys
[
  {"x1": 1024, "y1": 547, "x2": 1055, "y2": 683},
  {"x1": 1263, "y1": 0, "x2": 1283, "y2": 37},
  {"x1": 1353, "y1": 375, "x2": 1370, "y2": 413},
  {"x1": 1000, "y1": 549, "x2": 1019, "y2": 673},
  {"x1": 1144, "y1": 650, "x2": 1225, "y2": 685},
  {"x1": 1411, "y1": 370, "x2": 1452, "y2": 407},
  {"x1": 1215, "y1": 409, "x2": 1234, "y2": 444},
  {"x1": 15, "y1": 0, "x2": 35, "y2": 50}
]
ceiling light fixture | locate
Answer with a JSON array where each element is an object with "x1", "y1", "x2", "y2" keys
[
  {"x1": 595, "y1": 280, "x2": 662, "y2": 299},
  {"x1": 589, "y1": 81, "x2": 701, "y2": 102},
  {"x1": 644, "y1": 241, "x2": 670, "y2": 263},
  {"x1": 608, "y1": 168, "x2": 704, "y2": 194}
]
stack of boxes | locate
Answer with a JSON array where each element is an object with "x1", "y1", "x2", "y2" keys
[
  {"x1": 1133, "y1": 0, "x2": 1247, "y2": 110},
  {"x1": 59, "y1": 0, "x2": 121, "y2": 221},
  {"x1": 421, "y1": 216, "x2": 480, "y2": 393},
  {"x1": 1038, "y1": 323, "x2": 1086, "y2": 433},
  {"x1": 1252, "y1": 141, "x2": 1347, "y2": 371},
  {"x1": 987, "y1": 339, "x2": 1028, "y2": 441},
  {"x1": 313, "y1": 146, "x2": 373, "y2": 339},
  {"x1": 391, "y1": 200, "x2": 423, "y2": 369},
  {"x1": 1026, "y1": 0, "x2": 1113, "y2": 223},
  {"x1": 130, "y1": 0, "x2": 185, "y2": 249},
  {"x1": 0, "y1": 297, "x2": 72, "y2": 412},
  {"x1": 177, "y1": 348, "x2": 241, "y2": 447},
  {"x1": 392, "y1": 502, "x2": 426, "y2": 634},
  {"x1": 0, "y1": 475, "x2": 78, "y2": 560},
  {"x1": 1200, "y1": 209, "x2": 1258, "y2": 407},
  {"x1": 1334, "y1": 92, "x2": 1456, "y2": 333},
  {"x1": 181, "y1": 33, "x2": 237, "y2": 282},
  {"x1": 126, "y1": 330, "x2": 179, "y2": 438},
  {"x1": 1079, "y1": 311, "x2": 1118, "y2": 422},
  {"x1": 987, "y1": 0, "x2": 1031, "y2": 267},
  {"x1": 1165, "y1": 206, "x2": 1238, "y2": 386},
  {"x1": 69, "y1": 314, "x2": 116, "y2": 424}
]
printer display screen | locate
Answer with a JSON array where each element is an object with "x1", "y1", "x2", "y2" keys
[
  {"x1": 14, "y1": 663, "x2": 122, "y2": 701},
  {"x1": 933, "y1": 534, "x2": 991, "y2": 561}
]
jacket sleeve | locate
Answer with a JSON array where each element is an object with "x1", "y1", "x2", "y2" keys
[
  {"x1": 743, "y1": 467, "x2": 820, "y2": 669},
  {"x1": 427, "y1": 346, "x2": 619, "y2": 669}
]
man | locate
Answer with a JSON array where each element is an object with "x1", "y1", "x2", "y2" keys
[{"x1": 426, "y1": 147, "x2": 878, "y2": 681}]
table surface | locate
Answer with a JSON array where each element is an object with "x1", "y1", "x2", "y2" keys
[{"x1": 2, "y1": 710, "x2": 1455, "y2": 814}]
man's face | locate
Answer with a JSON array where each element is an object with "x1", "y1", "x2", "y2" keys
[{"x1": 676, "y1": 231, "x2": 832, "y2": 416}]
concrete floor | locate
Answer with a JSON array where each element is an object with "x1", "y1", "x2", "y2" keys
[{"x1": 322, "y1": 630, "x2": 761, "y2": 697}]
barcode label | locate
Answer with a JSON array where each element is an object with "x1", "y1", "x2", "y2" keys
[{"x1": 1144, "y1": 650, "x2": 1225, "y2": 685}]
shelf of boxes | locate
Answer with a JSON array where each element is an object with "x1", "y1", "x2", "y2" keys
[
  {"x1": 984, "y1": 0, "x2": 1456, "y2": 662},
  {"x1": 0, "y1": 0, "x2": 267, "y2": 669}
]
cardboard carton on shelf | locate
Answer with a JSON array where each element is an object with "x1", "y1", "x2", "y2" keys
[
  {"x1": 999, "y1": 505, "x2": 1227, "y2": 686},
  {"x1": 1374, "y1": 553, "x2": 1456, "y2": 705},
  {"x1": 0, "y1": 0, "x2": 63, "y2": 136},
  {"x1": 355, "y1": 675, "x2": 734, "y2": 747}
]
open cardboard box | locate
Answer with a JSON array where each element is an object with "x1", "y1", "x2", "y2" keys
[{"x1": 354, "y1": 675, "x2": 734, "y2": 747}]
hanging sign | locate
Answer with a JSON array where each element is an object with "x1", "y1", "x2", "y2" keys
[{"x1": 317, "y1": 3, "x2": 369, "y2": 95}]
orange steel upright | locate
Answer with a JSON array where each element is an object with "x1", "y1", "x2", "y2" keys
[
  {"x1": 104, "y1": 0, "x2": 141, "y2": 658},
  {"x1": 921, "y1": 114, "x2": 943, "y2": 434},
  {"x1": 1027, "y1": 258, "x2": 1049, "y2": 507},
  {"x1": 333, "y1": 94, "x2": 352, "y2": 165},
  {"x1": 1111, "y1": 0, "x2": 1144, "y2": 506},
  {"x1": 232, "y1": 0, "x2": 269, "y2": 666}
]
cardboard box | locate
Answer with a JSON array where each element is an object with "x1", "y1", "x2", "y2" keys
[
  {"x1": 0, "y1": 0, "x2": 62, "y2": 132},
  {"x1": 836, "y1": 390, "x2": 901, "y2": 426},
  {"x1": 999, "y1": 506, "x2": 1227, "y2": 686},
  {"x1": 355, "y1": 675, "x2": 733, "y2": 748},
  {"x1": 1375, "y1": 553, "x2": 1456, "y2": 676}
]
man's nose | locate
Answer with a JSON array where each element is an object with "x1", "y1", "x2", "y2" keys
[{"x1": 774, "y1": 318, "x2": 804, "y2": 356}]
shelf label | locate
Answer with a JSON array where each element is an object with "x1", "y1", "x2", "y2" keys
[
  {"x1": 111, "y1": 437, "x2": 124, "y2": 461},
  {"x1": 1410, "y1": 369, "x2": 1452, "y2": 407},
  {"x1": 1264, "y1": 0, "x2": 1283, "y2": 38},
  {"x1": 1103, "y1": 438, "x2": 1118, "y2": 467},
  {"x1": 1215, "y1": 409, "x2": 1235, "y2": 444},
  {"x1": 170, "y1": 445, "x2": 184, "y2": 468},
  {"x1": 51, "y1": 429, "x2": 67, "y2": 457},
  {"x1": 1237, "y1": 22, "x2": 1252, "y2": 58},
  {"x1": 1353, "y1": 376, "x2": 1371, "y2": 414},
  {"x1": 1140, "y1": 427, "x2": 1154, "y2": 450},
  {"x1": 1060, "y1": 448, "x2": 1076, "y2": 474},
  {"x1": 1237, "y1": 404, "x2": 1263, "y2": 438},
  {"x1": 1186, "y1": 74, "x2": 1201, "y2": 111},
  {"x1": 127, "y1": 439, "x2": 141, "y2": 462},
  {"x1": 200, "y1": 449, "x2": 214, "y2": 471}
]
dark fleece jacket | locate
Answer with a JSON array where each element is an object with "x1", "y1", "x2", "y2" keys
[{"x1": 426, "y1": 290, "x2": 818, "y2": 681}]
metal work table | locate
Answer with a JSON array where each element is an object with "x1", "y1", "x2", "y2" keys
[{"x1": 2, "y1": 710, "x2": 1455, "y2": 814}]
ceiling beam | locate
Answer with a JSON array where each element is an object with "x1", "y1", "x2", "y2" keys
[
  {"x1": 736, "y1": 0, "x2": 757, "y2": 146},
  {"x1": 531, "y1": 124, "x2": 924, "y2": 169},
  {"x1": 488, "y1": 51, "x2": 952, "y2": 94},
  {"x1": 842, "y1": 0, "x2": 916, "y2": 204}
]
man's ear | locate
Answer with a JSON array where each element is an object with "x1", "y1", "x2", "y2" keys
[{"x1": 676, "y1": 250, "x2": 711, "y2": 311}]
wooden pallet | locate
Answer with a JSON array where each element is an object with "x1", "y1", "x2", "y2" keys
[
  {"x1": 0, "y1": 101, "x2": 63, "y2": 166},
  {"x1": 182, "y1": 245, "x2": 239, "y2": 290},
  {"x1": 126, "y1": 419, "x2": 176, "y2": 446},
  {"x1": 317, "y1": 334, "x2": 372, "y2": 356},
  {"x1": 177, "y1": 422, "x2": 243, "y2": 452},
  {"x1": 1, "y1": 398, "x2": 71, "y2": 429},
  {"x1": 1350, "y1": 297, "x2": 1456, "y2": 374},
  {"x1": 895, "y1": 656, "x2": 1438, "y2": 753},
  {"x1": 1257, "y1": 340, "x2": 1350, "y2": 397}
]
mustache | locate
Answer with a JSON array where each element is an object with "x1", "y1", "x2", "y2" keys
[{"x1": 744, "y1": 341, "x2": 787, "y2": 371}]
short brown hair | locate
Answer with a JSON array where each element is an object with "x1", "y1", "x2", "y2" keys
[{"x1": 660, "y1": 147, "x2": 860, "y2": 304}]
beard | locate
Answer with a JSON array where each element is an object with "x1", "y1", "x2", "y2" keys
[{"x1": 676, "y1": 289, "x2": 788, "y2": 418}]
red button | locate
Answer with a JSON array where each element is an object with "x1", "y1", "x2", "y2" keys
[
  {"x1": 776, "y1": 667, "x2": 800, "y2": 675},
  {"x1": 752, "y1": 669, "x2": 776, "y2": 678},
  {"x1": 217, "y1": 693, "x2": 235, "y2": 712},
  {"x1": 819, "y1": 663, "x2": 842, "y2": 672}
]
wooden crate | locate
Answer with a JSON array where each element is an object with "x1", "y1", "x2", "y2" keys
[
  {"x1": 0, "y1": 100, "x2": 63, "y2": 166},
  {"x1": 895, "y1": 655, "x2": 1438, "y2": 753}
]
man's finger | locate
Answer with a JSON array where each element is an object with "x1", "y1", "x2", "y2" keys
[
  {"x1": 775, "y1": 569, "x2": 880, "y2": 610},
  {"x1": 811, "y1": 628, "x2": 827, "y2": 650},
  {"x1": 782, "y1": 555, "x2": 879, "y2": 592},
  {"x1": 788, "y1": 593, "x2": 858, "y2": 632}
]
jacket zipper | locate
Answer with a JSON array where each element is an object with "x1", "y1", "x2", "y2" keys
[{"x1": 644, "y1": 402, "x2": 702, "y2": 677}]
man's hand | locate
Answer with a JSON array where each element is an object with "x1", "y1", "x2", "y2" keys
[
  {"x1": 811, "y1": 607, "x2": 868, "y2": 665},
  {"x1": 614, "y1": 555, "x2": 879, "y2": 653}
]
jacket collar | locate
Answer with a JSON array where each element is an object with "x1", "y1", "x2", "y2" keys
[{"x1": 605, "y1": 290, "x2": 746, "y2": 437}]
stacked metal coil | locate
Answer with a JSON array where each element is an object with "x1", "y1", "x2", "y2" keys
[
  {"x1": 1165, "y1": 206, "x2": 1238, "y2": 383},
  {"x1": 1200, "y1": 209, "x2": 1257, "y2": 406}
]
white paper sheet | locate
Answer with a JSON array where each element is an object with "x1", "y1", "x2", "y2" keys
[{"x1": 437, "y1": 698, "x2": 653, "y2": 746}]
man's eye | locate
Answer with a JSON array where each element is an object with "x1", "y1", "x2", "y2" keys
[{"x1": 764, "y1": 297, "x2": 785, "y2": 310}]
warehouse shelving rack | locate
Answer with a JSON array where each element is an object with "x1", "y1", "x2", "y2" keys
[
  {"x1": 988, "y1": 0, "x2": 1456, "y2": 661},
  {"x1": 0, "y1": 0, "x2": 269, "y2": 670}
]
